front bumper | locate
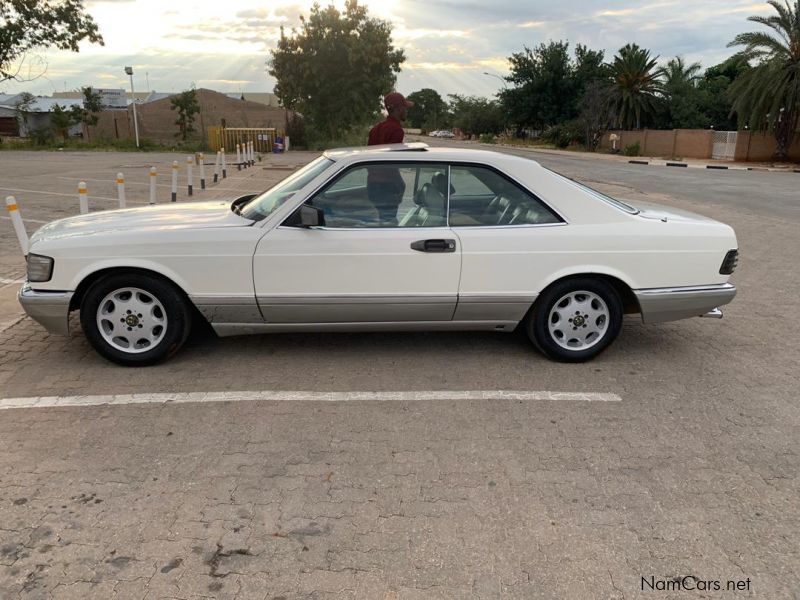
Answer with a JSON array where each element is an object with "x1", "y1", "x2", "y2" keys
[
  {"x1": 18, "y1": 283, "x2": 74, "y2": 335},
  {"x1": 634, "y1": 283, "x2": 736, "y2": 324}
]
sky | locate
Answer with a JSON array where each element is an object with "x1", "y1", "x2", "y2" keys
[{"x1": 0, "y1": 0, "x2": 774, "y2": 99}]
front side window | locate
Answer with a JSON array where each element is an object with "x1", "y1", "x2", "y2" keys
[
  {"x1": 447, "y1": 165, "x2": 562, "y2": 226},
  {"x1": 297, "y1": 162, "x2": 450, "y2": 228},
  {"x1": 240, "y1": 156, "x2": 333, "y2": 221}
]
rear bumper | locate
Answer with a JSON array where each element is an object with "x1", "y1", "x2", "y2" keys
[
  {"x1": 634, "y1": 283, "x2": 736, "y2": 324},
  {"x1": 18, "y1": 283, "x2": 74, "y2": 335}
]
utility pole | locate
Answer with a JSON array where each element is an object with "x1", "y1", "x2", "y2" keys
[{"x1": 125, "y1": 66, "x2": 140, "y2": 148}]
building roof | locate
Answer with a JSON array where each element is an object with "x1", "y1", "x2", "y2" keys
[
  {"x1": 0, "y1": 95, "x2": 82, "y2": 113},
  {"x1": 225, "y1": 92, "x2": 281, "y2": 107},
  {"x1": 0, "y1": 93, "x2": 22, "y2": 105}
]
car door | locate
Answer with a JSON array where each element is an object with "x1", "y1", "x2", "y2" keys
[
  {"x1": 253, "y1": 161, "x2": 461, "y2": 323},
  {"x1": 447, "y1": 163, "x2": 567, "y2": 322}
]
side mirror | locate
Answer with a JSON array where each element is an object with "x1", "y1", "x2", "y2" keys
[{"x1": 298, "y1": 204, "x2": 324, "y2": 228}]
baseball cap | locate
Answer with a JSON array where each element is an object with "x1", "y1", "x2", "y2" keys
[{"x1": 384, "y1": 92, "x2": 414, "y2": 110}]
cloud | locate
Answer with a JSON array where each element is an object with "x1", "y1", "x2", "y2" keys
[{"x1": 2, "y1": 0, "x2": 772, "y2": 102}]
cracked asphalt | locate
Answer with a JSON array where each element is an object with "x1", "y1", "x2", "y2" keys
[{"x1": 0, "y1": 145, "x2": 798, "y2": 599}]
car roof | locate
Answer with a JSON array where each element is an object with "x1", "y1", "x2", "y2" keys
[{"x1": 323, "y1": 143, "x2": 542, "y2": 168}]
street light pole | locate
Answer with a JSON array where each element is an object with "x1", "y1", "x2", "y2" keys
[{"x1": 125, "y1": 66, "x2": 140, "y2": 148}]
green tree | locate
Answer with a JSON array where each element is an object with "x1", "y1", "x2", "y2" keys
[
  {"x1": 697, "y1": 54, "x2": 750, "y2": 130},
  {"x1": 501, "y1": 41, "x2": 576, "y2": 129},
  {"x1": 13, "y1": 90, "x2": 34, "y2": 134},
  {"x1": 499, "y1": 42, "x2": 608, "y2": 132},
  {"x1": 728, "y1": 0, "x2": 800, "y2": 159},
  {"x1": 610, "y1": 43, "x2": 664, "y2": 129},
  {"x1": 406, "y1": 88, "x2": 449, "y2": 130},
  {"x1": 657, "y1": 56, "x2": 709, "y2": 129},
  {"x1": 0, "y1": 0, "x2": 103, "y2": 82},
  {"x1": 170, "y1": 88, "x2": 200, "y2": 140},
  {"x1": 50, "y1": 103, "x2": 76, "y2": 142},
  {"x1": 448, "y1": 94, "x2": 504, "y2": 137},
  {"x1": 70, "y1": 86, "x2": 102, "y2": 141},
  {"x1": 269, "y1": 0, "x2": 405, "y2": 140}
]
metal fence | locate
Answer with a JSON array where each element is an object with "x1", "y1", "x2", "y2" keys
[{"x1": 208, "y1": 127, "x2": 276, "y2": 153}]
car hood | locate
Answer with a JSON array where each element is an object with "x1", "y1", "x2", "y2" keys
[
  {"x1": 629, "y1": 201, "x2": 719, "y2": 224},
  {"x1": 30, "y1": 200, "x2": 253, "y2": 243}
]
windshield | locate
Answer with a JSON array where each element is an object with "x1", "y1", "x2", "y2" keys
[
  {"x1": 548, "y1": 170, "x2": 639, "y2": 215},
  {"x1": 240, "y1": 156, "x2": 334, "y2": 221}
]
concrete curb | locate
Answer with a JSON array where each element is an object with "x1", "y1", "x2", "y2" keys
[{"x1": 627, "y1": 159, "x2": 797, "y2": 173}]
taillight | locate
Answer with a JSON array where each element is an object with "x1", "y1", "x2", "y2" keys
[{"x1": 719, "y1": 249, "x2": 738, "y2": 275}]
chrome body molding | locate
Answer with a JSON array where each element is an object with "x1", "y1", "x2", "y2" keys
[
  {"x1": 18, "y1": 284, "x2": 74, "y2": 335},
  {"x1": 256, "y1": 294, "x2": 457, "y2": 323},
  {"x1": 212, "y1": 320, "x2": 518, "y2": 337},
  {"x1": 453, "y1": 294, "x2": 537, "y2": 322},
  {"x1": 634, "y1": 283, "x2": 736, "y2": 324},
  {"x1": 189, "y1": 295, "x2": 263, "y2": 323}
]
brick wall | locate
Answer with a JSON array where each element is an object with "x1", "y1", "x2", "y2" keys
[
  {"x1": 87, "y1": 88, "x2": 290, "y2": 144},
  {"x1": 601, "y1": 128, "x2": 800, "y2": 162}
]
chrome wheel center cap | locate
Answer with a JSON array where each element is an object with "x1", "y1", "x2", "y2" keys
[
  {"x1": 573, "y1": 315, "x2": 585, "y2": 327},
  {"x1": 125, "y1": 314, "x2": 140, "y2": 327}
]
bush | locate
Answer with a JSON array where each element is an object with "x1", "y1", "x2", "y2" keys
[
  {"x1": 306, "y1": 125, "x2": 371, "y2": 151},
  {"x1": 478, "y1": 133, "x2": 496, "y2": 144},
  {"x1": 622, "y1": 141, "x2": 641, "y2": 157},
  {"x1": 541, "y1": 121, "x2": 583, "y2": 149},
  {"x1": 285, "y1": 114, "x2": 306, "y2": 149},
  {"x1": 30, "y1": 126, "x2": 55, "y2": 146}
]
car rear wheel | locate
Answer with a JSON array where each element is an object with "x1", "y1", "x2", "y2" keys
[
  {"x1": 80, "y1": 273, "x2": 192, "y2": 366},
  {"x1": 526, "y1": 277, "x2": 623, "y2": 362}
]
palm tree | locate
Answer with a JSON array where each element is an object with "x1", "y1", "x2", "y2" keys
[
  {"x1": 664, "y1": 56, "x2": 702, "y2": 88},
  {"x1": 728, "y1": 0, "x2": 800, "y2": 159},
  {"x1": 610, "y1": 43, "x2": 664, "y2": 129}
]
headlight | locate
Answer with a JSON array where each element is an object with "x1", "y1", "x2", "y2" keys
[{"x1": 27, "y1": 253, "x2": 54, "y2": 282}]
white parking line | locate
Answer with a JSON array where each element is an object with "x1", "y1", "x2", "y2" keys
[{"x1": 0, "y1": 390, "x2": 622, "y2": 410}]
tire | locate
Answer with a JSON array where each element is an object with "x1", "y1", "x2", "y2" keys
[
  {"x1": 80, "y1": 272, "x2": 192, "y2": 366},
  {"x1": 526, "y1": 277, "x2": 623, "y2": 362}
]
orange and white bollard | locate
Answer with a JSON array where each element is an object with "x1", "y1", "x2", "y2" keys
[
  {"x1": 78, "y1": 181, "x2": 88, "y2": 214},
  {"x1": 221, "y1": 147, "x2": 227, "y2": 179},
  {"x1": 149, "y1": 166, "x2": 157, "y2": 205},
  {"x1": 116, "y1": 172, "x2": 126, "y2": 209},
  {"x1": 199, "y1": 153, "x2": 206, "y2": 190},
  {"x1": 5, "y1": 196, "x2": 29, "y2": 255},
  {"x1": 186, "y1": 155, "x2": 194, "y2": 197},
  {"x1": 171, "y1": 160, "x2": 178, "y2": 202}
]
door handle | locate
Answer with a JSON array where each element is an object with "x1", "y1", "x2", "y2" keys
[{"x1": 410, "y1": 239, "x2": 456, "y2": 253}]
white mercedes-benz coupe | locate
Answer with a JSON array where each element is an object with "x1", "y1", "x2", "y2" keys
[{"x1": 19, "y1": 143, "x2": 738, "y2": 365}]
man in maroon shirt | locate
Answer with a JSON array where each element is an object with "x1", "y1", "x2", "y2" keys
[{"x1": 366, "y1": 92, "x2": 414, "y2": 225}]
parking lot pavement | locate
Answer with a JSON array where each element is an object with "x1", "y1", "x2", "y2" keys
[{"x1": 1, "y1": 148, "x2": 799, "y2": 598}]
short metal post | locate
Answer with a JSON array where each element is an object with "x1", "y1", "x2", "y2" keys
[
  {"x1": 213, "y1": 150, "x2": 220, "y2": 184},
  {"x1": 249, "y1": 141, "x2": 254, "y2": 165},
  {"x1": 236, "y1": 144, "x2": 242, "y2": 171},
  {"x1": 149, "y1": 167, "x2": 157, "y2": 204},
  {"x1": 171, "y1": 160, "x2": 178, "y2": 202},
  {"x1": 5, "y1": 196, "x2": 29, "y2": 255},
  {"x1": 221, "y1": 148, "x2": 227, "y2": 179},
  {"x1": 199, "y1": 153, "x2": 206, "y2": 190},
  {"x1": 116, "y1": 172, "x2": 126, "y2": 209},
  {"x1": 78, "y1": 181, "x2": 88, "y2": 214},
  {"x1": 186, "y1": 155, "x2": 194, "y2": 197}
]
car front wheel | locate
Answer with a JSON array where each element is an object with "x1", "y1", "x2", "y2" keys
[
  {"x1": 80, "y1": 272, "x2": 192, "y2": 366},
  {"x1": 526, "y1": 277, "x2": 623, "y2": 362}
]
